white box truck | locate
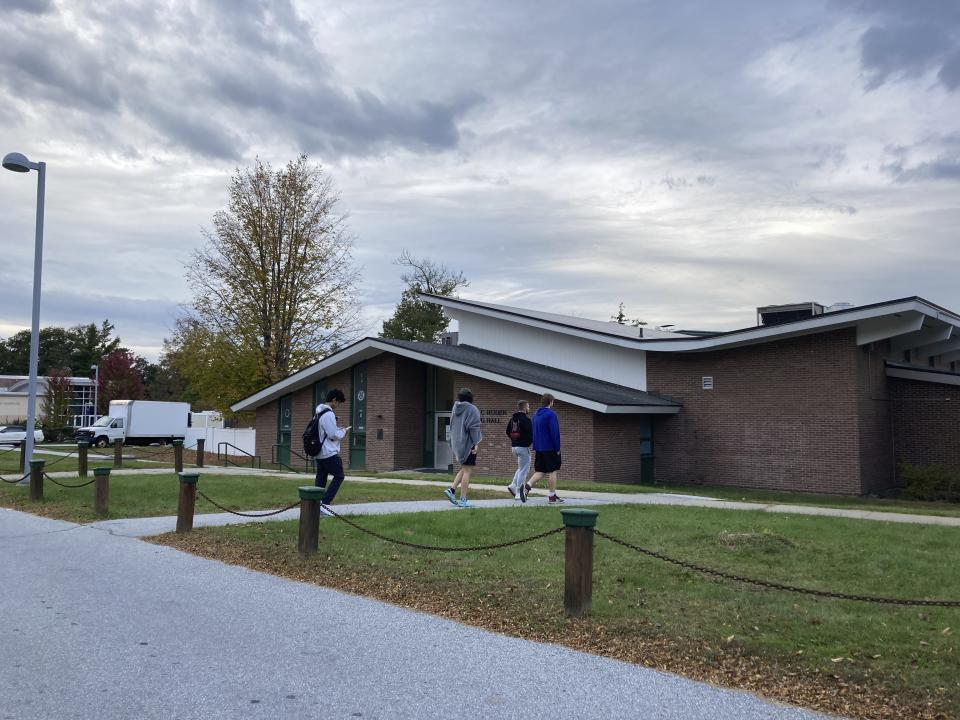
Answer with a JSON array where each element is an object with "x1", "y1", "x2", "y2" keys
[{"x1": 75, "y1": 400, "x2": 190, "y2": 448}]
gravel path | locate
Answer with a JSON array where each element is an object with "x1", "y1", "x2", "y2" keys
[{"x1": 0, "y1": 508, "x2": 838, "y2": 719}]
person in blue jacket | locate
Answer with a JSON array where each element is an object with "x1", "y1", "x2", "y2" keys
[{"x1": 525, "y1": 393, "x2": 564, "y2": 504}]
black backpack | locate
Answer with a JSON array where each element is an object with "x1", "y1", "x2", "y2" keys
[{"x1": 302, "y1": 408, "x2": 332, "y2": 457}]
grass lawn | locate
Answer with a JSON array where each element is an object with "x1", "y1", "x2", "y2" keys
[
  {"x1": 362, "y1": 469, "x2": 960, "y2": 519},
  {"x1": 0, "y1": 472, "x2": 501, "y2": 523},
  {"x1": 155, "y1": 504, "x2": 960, "y2": 719}
]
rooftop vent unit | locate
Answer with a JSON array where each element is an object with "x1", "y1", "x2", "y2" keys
[{"x1": 756, "y1": 302, "x2": 825, "y2": 327}]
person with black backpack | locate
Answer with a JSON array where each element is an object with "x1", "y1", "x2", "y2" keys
[
  {"x1": 505, "y1": 399, "x2": 533, "y2": 502},
  {"x1": 306, "y1": 389, "x2": 351, "y2": 514}
]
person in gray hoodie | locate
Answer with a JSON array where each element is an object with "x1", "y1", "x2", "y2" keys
[{"x1": 444, "y1": 388, "x2": 483, "y2": 508}]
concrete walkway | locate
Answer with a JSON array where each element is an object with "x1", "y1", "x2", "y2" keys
[
  {"x1": 0, "y1": 508, "x2": 836, "y2": 720},
  {"x1": 38, "y1": 465, "x2": 960, "y2": 528}
]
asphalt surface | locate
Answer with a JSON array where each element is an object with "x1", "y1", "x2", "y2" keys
[{"x1": 1, "y1": 508, "x2": 839, "y2": 719}]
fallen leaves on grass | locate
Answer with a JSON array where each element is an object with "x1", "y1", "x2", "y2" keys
[{"x1": 151, "y1": 531, "x2": 956, "y2": 720}]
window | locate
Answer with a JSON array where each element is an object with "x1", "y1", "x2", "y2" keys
[
  {"x1": 929, "y1": 356, "x2": 936, "y2": 368},
  {"x1": 701, "y1": 376, "x2": 714, "y2": 390},
  {"x1": 903, "y1": 349, "x2": 911, "y2": 362}
]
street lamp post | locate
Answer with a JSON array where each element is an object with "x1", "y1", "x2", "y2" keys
[
  {"x1": 91, "y1": 364, "x2": 99, "y2": 423},
  {"x1": 3, "y1": 152, "x2": 46, "y2": 470}
]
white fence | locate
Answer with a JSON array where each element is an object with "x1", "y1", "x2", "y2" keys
[{"x1": 185, "y1": 427, "x2": 257, "y2": 457}]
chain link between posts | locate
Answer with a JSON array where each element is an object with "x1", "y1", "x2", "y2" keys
[
  {"x1": 43, "y1": 472, "x2": 96, "y2": 489},
  {"x1": 0, "y1": 472, "x2": 29, "y2": 484},
  {"x1": 196, "y1": 489, "x2": 300, "y2": 518},
  {"x1": 595, "y1": 529, "x2": 960, "y2": 608},
  {"x1": 320, "y1": 503, "x2": 565, "y2": 552}
]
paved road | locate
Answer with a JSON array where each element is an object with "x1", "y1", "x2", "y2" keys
[{"x1": 1, "y1": 508, "x2": 837, "y2": 719}]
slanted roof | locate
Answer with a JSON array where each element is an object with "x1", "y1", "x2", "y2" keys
[
  {"x1": 424, "y1": 294, "x2": 960, "y2": 353},
  {"x1": 885, "y1": 361, "x2": 960, "y2": 388},
  {"x1": 378, "y1": 339, "x2": 679, "y2": 410},
  {"x1": 231, "y1": 338, "x2": 681, "y2": 414}
]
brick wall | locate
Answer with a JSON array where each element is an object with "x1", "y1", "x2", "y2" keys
[
  {"x1": 890, "y1": 377, "x2": 960, "y2": 475},
  {"x1": 365, "y1": 354, "x2": 397, "y2": 471},
  {"x1": 856, "y1": 340, "x2": 895, "y2": 493},
  {"x1": 593, "y1": 414, "x2": 644, "y2": 484},
  {"x1": 254, "y1": 401, "x2": 276, "y2": 461},
  {"x1": 647, "y1": 329, "x2": 865, "y2": 494},
  {"x1": 393, "y1": 357, "x2": 426, "y2": 469}
]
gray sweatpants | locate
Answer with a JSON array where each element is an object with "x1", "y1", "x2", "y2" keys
[{"x1": 510, "y1": 446, "x2": 531, "y2": 490}]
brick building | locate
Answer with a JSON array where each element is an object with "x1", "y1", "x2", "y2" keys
[{"x1": 233, "y1": 295, "x2": 960, "y2": 495}]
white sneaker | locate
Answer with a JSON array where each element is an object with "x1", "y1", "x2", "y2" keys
[{"x1": 319, "y1": 506, "x2": 334, "y2": 517}]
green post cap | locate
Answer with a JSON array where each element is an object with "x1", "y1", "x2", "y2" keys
[
  {"x1": 77, "y1": 440, "x2": 90, "y2": 448},
  {"x1": 298, "y1": 486, "x2": 325, "y2": 501},
  {"x1": 29, "y1": 459, "x2": 46, "y2": 469},
  {"x1": 93, "y1": 467, "x2": 111, "y2": 477},
  {"x1": 172, "y1": 439, "x2": 183, "y2": 446},
  {"x1": 178, "y1": 472, "x2": 199, "y2": 485},
  {"x1": 560, "y1": 508, "x2": 599, "y2": 528}
]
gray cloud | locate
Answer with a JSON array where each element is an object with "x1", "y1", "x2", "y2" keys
[
  {"x1": 841, "y1": 0, "x2": 960, "y2": 91},
  {"x1": 0, "y1": 0, "x2": 477, "y2": 161},
  {"x1": 7, "y1": 0, "x2": 52, "y2": 14}
]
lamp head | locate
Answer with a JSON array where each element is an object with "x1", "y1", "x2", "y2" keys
[{"x1": 2, "y1": 152, "x2": 37, "y2": 173}]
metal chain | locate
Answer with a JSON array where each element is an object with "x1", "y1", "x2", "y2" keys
[
  {"x1": 0, "y1": 472, "x2": 29, "y2": 484},
  {"x1": 595, "y1": 529, "x2": 960, "y2": 608},
  {"x1": 196, "y1": 489, "x2": 300, "y2": 518},
  {"x1": 321, "y1": 504, "x2": 565, "y2": 552},
  {"x1": 43, "y1": 472, "x2": 96, "y2": 489},
  {"x1": 40, "y1": 450, "x2": 77, "y2": 468}
]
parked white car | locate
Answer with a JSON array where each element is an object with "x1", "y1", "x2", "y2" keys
[{"x1": 0, "y1": 425, "x2": 45, "y2": 446}]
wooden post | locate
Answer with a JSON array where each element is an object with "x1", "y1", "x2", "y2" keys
[
  {"x1": 113, "y1": 439, "x2": 123, "y2": 469},
  {"x1": 78, "y1": 441, "x2": 89, "y2": 477},
  {"x1": 561, "y1": 508, "x2": 598, "y2": 618},
  {"x1": 195, "y1": 438, "x2": 205, "y2": 468},
  {"x1": 19, "y1": 443, "x2": 26, "y2": 473},
  {"x1": 173, "y1": 439, "x2": 184, "y2": 474},
  {"x1": 29, "y1": 459, "x2": 45, "y2": 501},
  {"x1": 297, "y1": 486, "x2": 325, "y2": 556},
  {"x1": 176, "y1": 472, "x2": 198, "y2": 533},
  {"x1": 93, "y1": 467, "x2": 110, "y2": 517}
]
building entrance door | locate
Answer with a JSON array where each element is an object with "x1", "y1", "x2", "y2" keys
[{"x1": 434, "y1": 412, "x2": 454, "y2": 469}]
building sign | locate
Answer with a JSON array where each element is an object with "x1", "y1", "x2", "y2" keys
[{"x1": 480, "y1": 409, "x2": 508, "y2": 424}]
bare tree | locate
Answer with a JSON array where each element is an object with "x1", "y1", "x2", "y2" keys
[
  {"x1": 185, "y1": 155, "x2": 361, "y2": 387},
  {"x1": 380, "y1": 250, "x2": 468, "y2": 342}
]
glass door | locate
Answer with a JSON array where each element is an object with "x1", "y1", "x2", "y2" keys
[{"x1": 434, "y1": 412, "x2": 454, "y2": 469}]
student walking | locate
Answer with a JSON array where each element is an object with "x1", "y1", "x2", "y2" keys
[
  {"x1": 505, "y1": 399, "x2": 533, "y2": 502},
  {"x1": 313, "y1": 389, "x2": 351, "y2": 514},
  {"x1": 525, "y1": 393, "x2": 564, "y2": 504},
  {"x1": 445, "y1": 388, "x2": 482, "y2": 508}
]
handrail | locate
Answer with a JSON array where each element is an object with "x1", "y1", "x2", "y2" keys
[
  {"x1": 217, "y1": 441, "x2": 262, "y2": 469},
  {"x1": 271, "y1": 443, "x2": 312, "y2": 473}
]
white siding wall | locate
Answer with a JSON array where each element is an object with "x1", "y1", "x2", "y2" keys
[
  {"x1": 185, "y1": 427, "x2": 257, "y2": 457},
  {"x1": 454, "y1": 313, "x2": 647, "y2": 390}
]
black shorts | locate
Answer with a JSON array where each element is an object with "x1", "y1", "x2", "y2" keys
[
  {"x1": 534, "y1": 450, "x2": 561, "y2": 473},
  {"x1": 460, "y1": 452, "x2": 477, "y2": 467}
]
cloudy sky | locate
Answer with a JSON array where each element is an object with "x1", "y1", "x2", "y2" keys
[{"x1": 1, "y1": 0, "x2": 959, "y2": 358}]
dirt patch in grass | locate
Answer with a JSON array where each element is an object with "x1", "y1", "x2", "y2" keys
[{"x1": 152, "y1": 528, "x2": 954, "y2": 720}]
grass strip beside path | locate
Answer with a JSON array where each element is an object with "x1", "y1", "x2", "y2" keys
[
  {"x1": 363, "y1": 470, "x2": 960, "y2": 519},
  {"x1": 154, "y1": 504, "x2": 960, "y2": 720},
  {"x1": 0, "y1": 473, "x2": 500, "y2": 524}
]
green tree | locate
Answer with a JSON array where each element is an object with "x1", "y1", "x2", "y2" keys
[
  {"x1": 380, "y1": 250, "x2": 468, "y2": 342},
  {"x1": 142, "y1": 359, "x2": 188, "y2": 402},
  {"x1": 0, "y1": 320, "x2": 120, "y2": 375},
  {"x1": 163, "y1": 319, "x2": 261, "y2": 414},
  {"x1": 610, "y1": 302, "x2": 647, "y2": 328},
  {"x1": 183, "y1": 155, "x2": 361, "y2": 400}
]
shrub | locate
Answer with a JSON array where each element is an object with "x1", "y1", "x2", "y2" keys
[{"x1": 901, "y1": 463, "x2": 960, "y2": 502}]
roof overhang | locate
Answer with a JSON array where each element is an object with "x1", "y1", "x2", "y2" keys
[
  {"x1": 886, "y1": 362, "x2": 960, "y2": 388},
  {"x1": 424, "y1": 294, "x2": 960, "y2": 354},
  {"x1": 231, "y1": 338, "x2": 680, "y2": 415}
]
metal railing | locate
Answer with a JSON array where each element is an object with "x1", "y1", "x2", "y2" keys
[
  {"x1": 270, "y1": 444, "x2": 313, "y2": 473},
  {"x1": 217, "y1": 442, "x2": 261, "y2": 469}
]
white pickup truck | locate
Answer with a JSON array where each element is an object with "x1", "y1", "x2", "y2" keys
[{"x1": 74, "y1": 400, "x2": 190, "y2": 448}]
